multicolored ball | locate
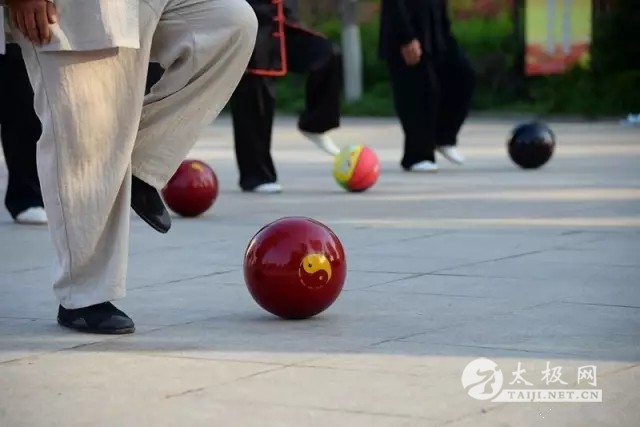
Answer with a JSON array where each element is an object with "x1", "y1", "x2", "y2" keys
[{"x1": 332, "y1": 145, "x2": 380, "y2": 192}]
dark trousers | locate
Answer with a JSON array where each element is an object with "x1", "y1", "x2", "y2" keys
[
  {"x1": 387, "y1": 41, "x2": 475, "y2": 168},
  {"x1": 0, "y1": 44, "x2": 43, "y2": 219},
  {"x1": 230, "y1": 24, "x2": 342, "y2": 191}
]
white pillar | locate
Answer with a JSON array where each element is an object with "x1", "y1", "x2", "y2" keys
[
  {"x1": 562, "y1": 0, "x2": 572, "y2": 54},
  {"x1": 547, "y1": 0, "x2": 556, "y2": 54},
  {"x1": 341, "y1": 0, "x2": 363, "y2": 101}
]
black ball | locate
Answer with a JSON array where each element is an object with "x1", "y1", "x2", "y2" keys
[{"x1": 508, "y1": 122, "x2": 556, "y2": 169}]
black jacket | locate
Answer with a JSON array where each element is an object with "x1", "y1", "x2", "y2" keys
[
  {"x1": 246, "y1": 0, "x2": 297, "y2": 76},
  {"x1": 378, "y1": 0, "x2": 453, "y2": 61}
]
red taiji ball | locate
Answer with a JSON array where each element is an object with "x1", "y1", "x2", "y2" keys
[
  {"x1": 162, "y1": 159, "x2": 219, "y2": 217},
  {"x1": 243, "y1": 216, "x2": 347, "y2": 319}
]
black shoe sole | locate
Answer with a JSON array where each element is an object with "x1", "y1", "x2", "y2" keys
[
  {"x1": 131, "y1": 204, "x2": 171, "y2": 234},
  {"x1": 57, "y1": 318, "x2": 136, "y2": 335}
]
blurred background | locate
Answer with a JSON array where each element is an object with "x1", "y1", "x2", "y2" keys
[{"x1": 272, "y1": 0, "x2": 638, "y2": 118}]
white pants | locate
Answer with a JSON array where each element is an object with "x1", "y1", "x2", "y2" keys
[{"x1": 16, "y1": 0, "x2": 257, "y2": 309}]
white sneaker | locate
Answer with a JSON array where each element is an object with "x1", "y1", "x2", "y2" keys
[
  {"x1": 250, "y1": 183, "x2": 283, "y2": 194},
  {"x1": 15, "y1": 207, "x2": 48, "y2": 225},
  {"x1": 300, "y1": 131, "x2": 341, "y2": 156},
  {"x1": 437, "y1": 145, "x2": 465, "y2": 165},
  {"x1": 408, "y1": 161, "x2": 439, "y2": 173}
]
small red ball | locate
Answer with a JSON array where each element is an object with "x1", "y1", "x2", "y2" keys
[
  {"x1": 243, "y1": 217, "x2": 347, "y2": 319},
  {"x1": 162, "y1": 160, "x2": 218, "y2": 217}
]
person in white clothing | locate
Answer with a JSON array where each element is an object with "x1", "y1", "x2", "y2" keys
[{"x1": 4, "y1": 0, "x2": 257, "y2": 334}]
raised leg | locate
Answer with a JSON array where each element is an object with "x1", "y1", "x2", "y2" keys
[
  {"x1": 16, "y1": 0, "x2": 256, "y2": 311},
  {"x1": 131, "y1": 0, "x2": 258, "y2": 188}
]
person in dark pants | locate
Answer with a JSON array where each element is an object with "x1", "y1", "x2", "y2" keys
[
  {"x1": 379, "y1": 0, "x2": 475, "y2": 173},
  {"x1": 0, "y1": 43, "x2": 46, "y2": 225},
  {"x1": 230, "y1": 0, "x2": 342, "y2": 193}
]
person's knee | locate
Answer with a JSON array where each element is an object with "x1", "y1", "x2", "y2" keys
[
  {"x1": 324, "y1": 40, "x2": 342, "y2": 64},
  {"x1": 328, "y1": 41, "x2": 341, "y2": 59},
  {"x1": 310, "y1": 40, "x2": 341, "y2": 72},
  {"x1": 227, "y1": 0, "x2": 259, "y2": 50},
  {"x1": 197, "y1": 1, "x2": 257, "y2": 70}
]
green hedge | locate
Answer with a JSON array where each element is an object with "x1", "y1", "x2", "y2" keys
[{"x1": 274, "y1": 8, "x2": 639, "y2": 117}]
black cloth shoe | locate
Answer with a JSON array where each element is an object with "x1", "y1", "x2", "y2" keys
[
  {"x1": 131, "y1": 175, "x2": 171, "y2": 233},
  {"x1": 57, "y1": 302, "x2": 135, "y2": 334}
]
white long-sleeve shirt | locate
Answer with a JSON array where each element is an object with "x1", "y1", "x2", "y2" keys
[{"x1": 0, "y1": 0, "x2": 140, "y2": 54}]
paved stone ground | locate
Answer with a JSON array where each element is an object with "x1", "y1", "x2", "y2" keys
[{"x1": 0, "y1": 117, "x2": 639, "y2": 426}]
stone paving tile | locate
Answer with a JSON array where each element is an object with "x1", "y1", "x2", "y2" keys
[
  {"x1": 0, "y1": 118, "x2": 638, "y2": 426},
  {"x1": 153, "y1": 363, "x2": 454, "y2": 420},
  {"x1": 0, "y1": 318, "x2": 159, "y2": 363},
  {"x1": 0, "y1": 224, "x2": 52, "y2": 273},
  {"x1": 295, "y1": 340, "x2": 629, "y2": 376},
  {"x1": 106, "y1": 402, "x2": 428, "y2": 427},
  {"x1": 360, "y1": 271, "x2": 640, "y2": 307},
  {"x1": 399, "y1": 301, "x2": 640, "y2": 362},
  {"x1": 435, "y1": 256, "x2": 640, "y2": 283},
  {"x1": 0, "y1": 351, "x2": 276, "y2": 426}
]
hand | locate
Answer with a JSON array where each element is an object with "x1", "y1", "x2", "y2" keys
[
  {"x1": 7, "y1": 0, "x2": 58, "y2": 45},
  {"x1": 401, "y1": 39, "x2": 422, "y2": 66}
]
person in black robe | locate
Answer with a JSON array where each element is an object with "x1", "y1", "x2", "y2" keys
[
  {"x1": 0, "y1": 43, "x2": 46, "y2": 225},
  {"x1": 379, "y1": 0, "x2": 475, "y2": 172},
  {"x1": 230, "y1": 0, "x2": 343, "y2": 193}
]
